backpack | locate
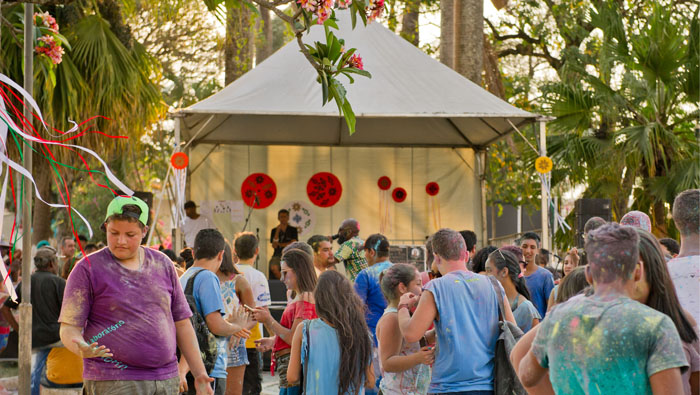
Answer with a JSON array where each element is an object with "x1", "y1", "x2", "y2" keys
[
  {"x1": 488, "y1": 276, "x2": 527, "y2": 395},
  {"x1": 184, "y1": 269, "x2": 218, "y2": 374}
]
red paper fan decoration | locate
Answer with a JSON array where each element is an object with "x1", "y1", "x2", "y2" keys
[
  {"x1": 377, "y1": 176, "x2": 392, "y2": 191},
  {"x1": 426, "y1": 182, "x2": 440, "y2": 196},
  {"x1": 241, "y1": 173, "x2": 277, "y2": 209},
  {"x1": 171, "y1": 152, "x2": 189, "y2": 170},
  {"x1": 307, "y1": 172, "x2": 342, "y2": 207},
  {"x1": 392, "y1": 187, "x2": 407, "y2": 203}
]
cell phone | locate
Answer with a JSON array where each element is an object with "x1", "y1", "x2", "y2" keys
[{"x1": 243, "y1": 304, "x2": 256, "y2": 313}]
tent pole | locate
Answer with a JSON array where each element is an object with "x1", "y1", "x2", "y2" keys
[
  {"x1": 539, "y1": 120, "x2": 550, "y2": 254},
  {"x1": 19, "y1": 3, "x2": 34, "y2": 393},
  {"x1": 478, "y1": 149, "x2": 488, "y2": 248},
  {"x1": 174, "y1": 117, "x2": 183, "y2": 253}
]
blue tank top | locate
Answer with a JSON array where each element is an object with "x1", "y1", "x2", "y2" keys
[
  {"x1": 424, "y1": 270, "x2": 501, "y2": 393},
  {"x1": 301, "y1": 319, "x2": 366, "y2": 395}
]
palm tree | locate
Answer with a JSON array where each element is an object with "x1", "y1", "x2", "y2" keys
[
  {"x1": 1, "y1": 2, "x2": 166, "y2": 242},
  {"x1": 544, "y1": 2, "x2": 699, "y2": 236}
]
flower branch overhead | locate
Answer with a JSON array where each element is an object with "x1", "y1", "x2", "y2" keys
[{"x1": 204, "y1": 0, "x2": 383, "y2": 134}]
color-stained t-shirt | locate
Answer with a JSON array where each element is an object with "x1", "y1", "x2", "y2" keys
[
  {"x1": 424, "y1": 271, "x2": 502, "y2": 393},
  {"x1": 667, "y1": 255, "x2": 700, "y2": 325},
  {"x1": 236, "y1": 264, "x2": 271, "y2": 348},
  {"x1": 682, "y1": 325, "x2": 700, "y2": 395},
  {"x1": 59, "y1": 247, "x2": 192, "y2": 381},
  {"x1": 511, "y1": 296, "x2": 541, "y2": 333},
  {"x1": 301, "y1": 318, "x2": 369, "y2": 395},
  {"x1": 354, "y1": 261, "x2": 393, "y2": 345},
  {"x1": 273, "y1": 300, "x2": 316, "y2": 353},
  {"x1": 180, "y1": 268, "x2": 228, "y2": 379},
  {"x1": 524, "y1": 266, "x2": 554, "y2": 318},
  {"x1": 334, "y1": 237, "x2": 368, "y2": 281},
  {"x1": 531, "y1": 294, "x2": 688, "y2": 395}
]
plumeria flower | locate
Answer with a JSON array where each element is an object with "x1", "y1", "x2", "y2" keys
[
  {"x1": 366, "y1": 0, "x2": 385, "y2": 21},
  {"x1": 337, "y1": 0, "x2": 352, "y2": 9},
  {"x1": 347, "y1": 53, "x2": 364, "y2": 70}
]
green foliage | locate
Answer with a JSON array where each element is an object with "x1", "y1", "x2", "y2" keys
[
  {"x1": 489, "y1": 0, "x2": 699, "y2": 249},
  {"x1": 1, "y1": 2, "x2": 167, "y2": 239},
  {"x1": 203, "y1": 0, "x2": 376, "y2": 134}
]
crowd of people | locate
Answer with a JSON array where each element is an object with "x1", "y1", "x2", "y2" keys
[{"x1": 0, "y1": 188, "x2": 697, "y2": 395}]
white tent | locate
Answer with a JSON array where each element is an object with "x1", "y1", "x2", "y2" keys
[{"x1": 173, "y1": 11, "x2": 541, "y2": 272}]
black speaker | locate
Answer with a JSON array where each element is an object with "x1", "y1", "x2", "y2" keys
[{"x1": 575, "y1": 198, "x2": 612, "y2": 247}]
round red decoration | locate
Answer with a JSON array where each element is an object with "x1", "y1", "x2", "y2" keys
[
  {"x1": 377, "y1": 176, "x2": 392, "y2": 191},
  {"x1": 241, "y1": 173, "x2": 277, "y2": 209},
  {"x1": 307, "y1": 172, "x2": 342, "y2": 207},
  {"x1": 426, "y1": 182, "x2": 440, "y2": 196},
  {"x1": 392, "y1": 187, "x2": 407, "y2": 203},
  {"x1": 171, "y1": 152, "x2": 189, "y2": 170}
]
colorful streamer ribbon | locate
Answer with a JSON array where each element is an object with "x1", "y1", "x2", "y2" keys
[{"x1": 0, "y1": 72, "x2": 134, "y2": 300}]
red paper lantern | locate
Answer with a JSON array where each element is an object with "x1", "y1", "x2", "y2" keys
[
  {"x1": 241, "y1": 173, "x2": 277, "y2": 209},
  {"x1": 307, "y1": 172, "x2": 342, "y2": 207},
  {"x1": 426, "y1": 182, "x2": 440, "y2": 196},
  {"x1": 392, "y1": 187, "x2": 407, "y2": 203},
  {"x1": 170, "y1": 152, "x2": 189, "y2": 170},
  {"x1": 377, "y1": 176, "x2": 392, "y2": 191}
]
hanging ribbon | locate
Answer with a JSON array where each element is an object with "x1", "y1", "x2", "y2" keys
[
  {"x1": 426, "y1": 182, "x2": 441, "y2": 231},
  {"x1": 0, "y1": 72, "x2": 134, "y2": 300},
  {"x1": 377, "y1": 176, "x2": 391, "y2": 234},
  {"x1": 539, "y1": 172, "x2": 571, "y2": 233}
]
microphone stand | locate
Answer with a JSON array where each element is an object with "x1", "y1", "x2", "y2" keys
[
  {"x1": 241, "y1": 194, "x2": 259, "y2": 232},
  {"x1": 255, "y1": 227, "x2": 260, "y2": 270}
]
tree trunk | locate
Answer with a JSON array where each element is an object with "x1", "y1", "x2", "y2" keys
[
  {"x1": 225, "y1": 6, "x2": 254, "y2": 85},
  {"x1": 454, "y1": 0, "x2": 483, "y2": 84},
  {"x1": 255, "y1": 6, "x2": 273, "y2": 64},
  {"x1": 400, "y1": 0, "x2": 420, "y2": 46},
  {"x1": 483, "y1": 35, "x2": 504, "y2": 98},
  {"x1": 652, "y1": 200, "x2": 668, "y2": 237},
  {"x1": 439, "y1": 0, "x2": 454, "y2": 67},
  {"x1": 31, "y1": 149, "x2": 53, "y2": 244}
]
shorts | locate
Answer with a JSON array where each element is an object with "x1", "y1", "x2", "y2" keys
[
  {"x1": 274, "y1": 352, "x2": 299, "y2": 389},
  {"x1": 227, "y1": 338, "x2": 250, "y2": 368},
  {"x1": 83, "y1": 376, "x2": 179, "y2": 395}
]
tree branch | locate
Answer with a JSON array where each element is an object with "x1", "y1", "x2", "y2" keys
[
  {"x1": 497, "y1": 44, "x2": 561, "y2": 70},
  {"x1": 251, "y1": 0, "x2": 321, "y2": 71},
  {"x1": 485, "y1": 18, "x2": 541, "y2": 45}
]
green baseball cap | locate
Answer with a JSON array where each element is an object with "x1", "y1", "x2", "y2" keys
[{"x1": 104, "y1": 196, "x2": 149, "y2": 226}]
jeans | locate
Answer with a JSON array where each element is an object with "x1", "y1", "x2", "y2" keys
[
  {"x1": 242, "y1": 348, "x2": 262, "y2": 395},
  {"x1": 430, "y1": 392, "x2": 494, "y2": 395},
  {"x1": 31, "y1": 348, "x2": 51, "y2": 395}
]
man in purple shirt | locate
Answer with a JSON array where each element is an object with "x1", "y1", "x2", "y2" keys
[{"x1": 59, "y1": 196, "x2": 214, "y2": 395}]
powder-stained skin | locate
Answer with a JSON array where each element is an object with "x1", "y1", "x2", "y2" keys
[{"x1": 59, "y1": 247, "x2": 192, "y2": 381}]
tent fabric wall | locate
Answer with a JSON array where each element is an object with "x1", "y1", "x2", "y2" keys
[{"x1": 189, "y1": 144, "x2": 481, "y2": 275}]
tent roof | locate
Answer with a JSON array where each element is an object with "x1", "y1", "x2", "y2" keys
[{"x1": 177, "y1": 11, "x2": 538, "y2": 149}]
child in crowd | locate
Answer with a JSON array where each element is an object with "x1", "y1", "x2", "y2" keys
[
  {"x1": 252, "y1": 249, "x2": 317, "y2": 395},
  {"x1": 355, "y1": 234, "x2": 394, "y2": 394},
  {"x1": 288, "y1": 270, "x2": 375, "y2": 394},
  {"x1": 548, "y1": 248, "x2": 580, "y2": 310},
  {"x1": 376, "y1": 263, "x2": 433, "y2": 395},
  {"x1": 217, "y1": 244, "x2": 257, "y2": 395},
  {"x1": 486, "y1": 249, "x2": 540, "y2": 333}
]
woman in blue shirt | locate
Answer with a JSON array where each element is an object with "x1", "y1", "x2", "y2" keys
[
  {"x1": 288, "y1": 270, "x2": 375, "y2": 394},
  {"x1": 485, "y1": 249, "x2": 540, "y2": 333}
]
